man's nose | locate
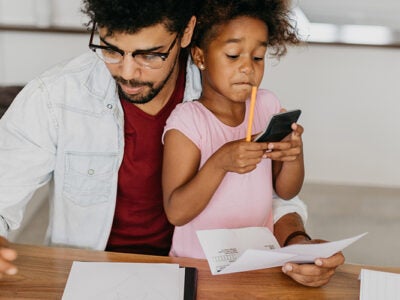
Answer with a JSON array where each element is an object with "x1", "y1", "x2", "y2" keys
[{"x1": 119, "y1": 55, "x2": 142, "y2": 80}]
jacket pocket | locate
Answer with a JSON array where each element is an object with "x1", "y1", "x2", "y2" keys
[{"x1": 63, "y1": 152, "x2": 118, "y2": 206}]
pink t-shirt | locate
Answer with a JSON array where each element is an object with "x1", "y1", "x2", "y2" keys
[{"x1": 163, "y1": 89, "x2": 281, "y2": 258}]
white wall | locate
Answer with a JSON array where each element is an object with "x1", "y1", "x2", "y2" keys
[
  {"x1": 0, "y1": 0, "x2": 88, "y2": 84},
  {"x1": 0, "y1": 0, "x2": 86, "y2": 27},
  {"x1": 0, "y1": 32, "x2": 88, "y2": 84},
  {"x1": 261, "y1": 44, "x2": 400, "y2": 188},
  {"x1": 0, "y1": 32, "x2": 4, "y2": 83}
]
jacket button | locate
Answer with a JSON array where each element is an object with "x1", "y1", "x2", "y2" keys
[
  {"x1": 106, "y1": 104, "x2": 113, "y2": 109},
  {"x1": 88, "y1": 169, "x2": 95, "y2": 175}
]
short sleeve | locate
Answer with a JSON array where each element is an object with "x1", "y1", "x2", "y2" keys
[{"x1": 162, "y1": 102, "x2": 203, "y2": 149}]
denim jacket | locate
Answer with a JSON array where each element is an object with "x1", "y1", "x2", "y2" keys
[{"x1": 0, "y1": 52, "x2": 307, "y2": 250}]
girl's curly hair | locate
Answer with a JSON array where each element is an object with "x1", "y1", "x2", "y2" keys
[
  {"x1": 192, "y1": 0, "x2": 300, "y2": 57},
  {"x1": 82, "y1": 0, "x2": 194, "y2": 36}
]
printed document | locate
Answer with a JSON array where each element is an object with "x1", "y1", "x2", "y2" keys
[{"x1": 197, "y1": 227, "x2": 367, "y2": 275}]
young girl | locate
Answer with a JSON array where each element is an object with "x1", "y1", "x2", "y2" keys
[{"x1": 162, "y1": 0, "x2": 304, "y2": 258}]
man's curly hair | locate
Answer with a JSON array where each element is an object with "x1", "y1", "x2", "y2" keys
[
  {"x1": 82, "y1": 0, "x2": 194, "y2": 36},
  {"x1": 192, "y1": 0, "x2": 300, "y2": 57}
]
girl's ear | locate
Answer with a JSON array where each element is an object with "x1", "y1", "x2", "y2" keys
[
  {"x1": 191, "y1": 46, "x2": 206, "y2": 70},
  {"x1": 180, "y1": 16, "x2": 196, "y2": 48}
]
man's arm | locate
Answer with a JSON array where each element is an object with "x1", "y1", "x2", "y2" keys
[
  {"x1": 0, "y1": 82, "x2": 56, "y2": 280},
  {"x1": 0, "y1": 81, "x2": 55, "y2": 235},
  {"x1": 274, "y1": 212, "x2": 309, "y2": 247},
  {"x1": 272, "y1": 194, "x2": 308, "y2": 225},
  {"x1": 273, "y1": 201, "x2": 345, "y2": 287}
]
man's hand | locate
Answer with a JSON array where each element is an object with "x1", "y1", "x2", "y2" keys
[
  {"x1": 282, "y1": 239, "x2": 345, "y2": 287},
  {"x1": 274, "y1": 213, "x2": 345, "y2": 287},
  {"x1": 0, "y1": 236, "x2": 18, "y2": 278}
]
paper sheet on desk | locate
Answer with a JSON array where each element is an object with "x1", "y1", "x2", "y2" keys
[
  {"x1": 62, "y1": 262, "x2": 182, "y2": 300},
  {"x1": 360, "y1": 269, "x2": 400, "y2": 300},
  {"x1": 197, "y1": 227, "x2": 367, "y2": 275}
]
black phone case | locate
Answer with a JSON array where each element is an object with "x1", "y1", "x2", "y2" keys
[{"x1": 254, "y1": 109, "x2": 301, "y2": 142}]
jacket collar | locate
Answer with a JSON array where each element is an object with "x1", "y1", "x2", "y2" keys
[{"x1": 84, "y1": 53, "x2": 119, "y2": 105}]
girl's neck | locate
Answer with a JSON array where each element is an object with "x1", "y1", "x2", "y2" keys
[{"x1": 199, "y1": 95, "x2": 246, "y2": 127}]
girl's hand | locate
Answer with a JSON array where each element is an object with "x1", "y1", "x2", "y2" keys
[
  {"x1": 212, "y1": 139, "x2": 270, "y2": 174},
  {"x1": 263, "y1": 123, "x2": 304, "y2": 162}
]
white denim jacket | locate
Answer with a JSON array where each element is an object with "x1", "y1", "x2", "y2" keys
[{"x1": 0, "y1": 51, "x2": 307, "y2": 250}]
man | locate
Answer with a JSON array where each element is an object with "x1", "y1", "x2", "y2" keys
[{"x1": 0, "y1": 0, "x2": 343, "y2": 286}]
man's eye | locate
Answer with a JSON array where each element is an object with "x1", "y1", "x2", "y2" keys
[
  {"x1": 139, "y1": 54, "x2": 161, "y2": 61},
  {"x1": 102, "y1": 49, "x2": 119, "y2": 57}
]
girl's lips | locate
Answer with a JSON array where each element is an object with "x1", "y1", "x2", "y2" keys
[
  {"x1": 233, "y1": 82, "x2": 253, "y2": 89},
  {"x1": 234, "y1": 81, "x2": 252, "y2": 86}
]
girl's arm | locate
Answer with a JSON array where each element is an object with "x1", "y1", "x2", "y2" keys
[
  {"x1": 162, "y1": 129, "x2": 226, "y2": 226},
  {"x1": 268, "y1": 123, "x2": 305, "y2": 200},
  {"x1": 162, "y1": 129, "x2": 269, "y2": 226}
]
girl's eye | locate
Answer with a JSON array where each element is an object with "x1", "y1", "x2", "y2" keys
[
  {"x1": 253, "y1": 56, "x2": 264, "y2": 61},
  {"x1": 226, "y1": 54, "x2": 240, "y2": 59}
]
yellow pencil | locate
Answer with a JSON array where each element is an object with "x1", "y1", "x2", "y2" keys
[{"x1": 246, "y1": 86, "x2": 257, "y2": 142}]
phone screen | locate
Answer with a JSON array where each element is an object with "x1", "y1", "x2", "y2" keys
[{"x1": 254, "y1": 109, "x2": 301, "y2": 142}]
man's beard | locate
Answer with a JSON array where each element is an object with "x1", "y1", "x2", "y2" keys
[
  {"x1": 116, "y1": 79, "x2": 159, "y2": 104},
  {"x1": 115, "y1": 56, "x2": 178, "y2": 105}
]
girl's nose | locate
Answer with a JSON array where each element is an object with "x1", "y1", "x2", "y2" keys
[{"x1": 239, "y1": 58, "x2": 255, "y2": 75}]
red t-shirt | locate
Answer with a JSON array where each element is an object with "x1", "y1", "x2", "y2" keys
[{"x1": 106, "y1": 55, "x2": 186, "y2": 256}]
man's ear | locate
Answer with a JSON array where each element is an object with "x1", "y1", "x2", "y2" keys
[
  {"x1": 191, "y1": 46, "x2": 205, "y2": 70},
  {"x1": 180, "y1": 16, "x2": 196, "y2": 48}
]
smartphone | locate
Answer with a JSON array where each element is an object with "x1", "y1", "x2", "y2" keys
[{"x1": 254, "y1": 109, "x2": 302, "y2": 142}]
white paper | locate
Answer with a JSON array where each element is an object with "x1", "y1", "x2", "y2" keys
[
  {"x1": 178, "y1": 268, "x2": 185, "y2": 300},
  {"x1": 360, "y1": 269, "x2": 400, "y2": 300},
  {"x1": 62, "y1": 262, "x2": 182, "y2": 300},
  {"x1": 271, "y1": 232, "x2": 368, "y2": 263},
  {"x1": 197, "y1": 227, "x2": 367, "y2": 275},
  {"x1": 197, "y1": 227, "x2": 280, "y2": 274}
]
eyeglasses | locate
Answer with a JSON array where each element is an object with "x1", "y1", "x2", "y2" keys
[{"x1": 88, "y1": 22, "x2": 178, "y2": 69}]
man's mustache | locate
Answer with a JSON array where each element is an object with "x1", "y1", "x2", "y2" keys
[{"x1": 113, "y1": 77, "x2": 152, "y2": 88}]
